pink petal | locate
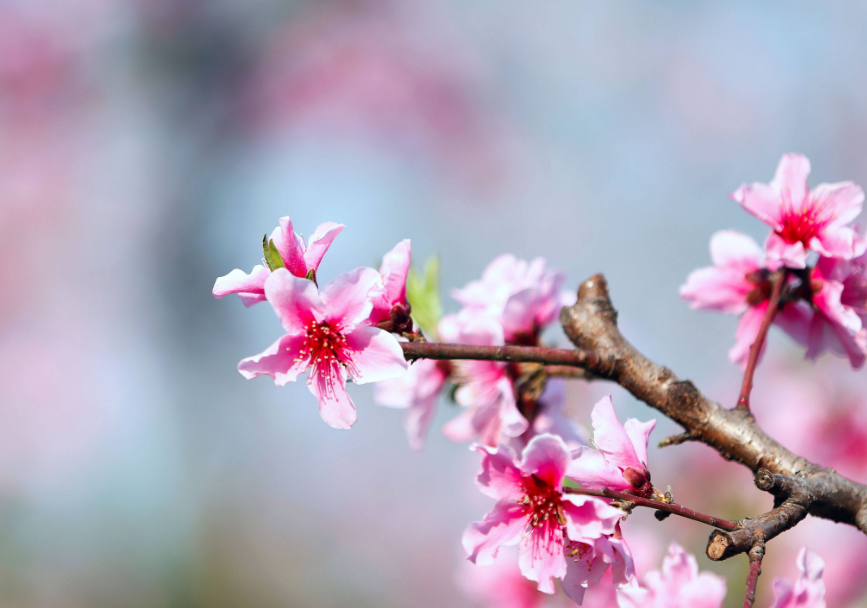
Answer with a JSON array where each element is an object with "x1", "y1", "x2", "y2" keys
[
  {"x1": 264, "y1": 268, "x2": 325, "y2": 334},
  {"x1": 813, "y1": 181, "x2": 864, "y2": 228},
  {"x1": 463, "y1": 501, "x2": 527, "y2": 565},
  {"x1": 518, "y1": 523, "x2": 566, "y2": 594},
  {"x1": 732, "y1": 182, "x2": 783, "y2": 228},
  {"x1": 496, "y1": 376, "x2": 529, "y2": 438},
  {"x1": 403, "y1": 397, "x2": 438, "y2": 452},
  {"x1": 379, "y1": 239, "x2": 411, "y2": 306},
  {"x1": 775, "y1": 301, "x2": 813, "y2": 347},
  {"x1": 303, "y1": 221, "x2": 345, "y2": 272},
  {"x1": 623, "y1": 418, "x2": 656, "y2": 469},
  {"x1": 729, "y1": 303, "x2": 768, "y2": 367},
  {"x1": 471, "y1": 443, "x2": 525, "y2": 502},
  {"x1": 501, "y1": 289, "x2": 539, "y2": 341},
  {"x1": 213, "y1": 265, "x2": 270, "y2": 305},
  {"x1": 561, "y1": 495, "x2": 622, "y2": 541},
  {"x1": 238, "y1": 292, "x2": 268, "y2": 307},
  {"x1": 772, "y1": 153, "x2": 811, "y2": 212},
  {"x1": 764, "y1": 232, "x2": 808, "y2": 269},
  {"x1": 307, "y1": 360, "x2": 356, "y2": 429},
  {"x1": 237, "y1": 334, "x2": 309, "y2": 385},
  {"x1": 813, "y1": 279, "x2": 861, "y2": 334},
  {"x1": 590, "y1": 395, "x2": 641, "y2": 472},
  {"x1": 519, "y1": 434, "x2": 571, "y2": 490},
  {"x1": 374, "y1": 358, "x2": 446, "y2": 451},
  {"x1": 321, "y1": 267, "x2": 381, "y2": 329},
  {"x1": 769, "y1": 579, "x2": 795, "y2": 608},
  {"x1": 600, "y1": 536, "x2": 635, "y2": 586},
  {"x1": 566, "y1": 446, "x2": 632, "y2": 492},
  {"x1": 273, "y1": 217, "x2": 308, "y2": 277},
  {"x1": 680, "y1": 266, "x2": 752, "y2": 314},
  {"x1": 709, "y1": 230, "x2": 763, "y2": 270},
  {"x1": 443, "y1": 409, "x2": 479, "y2": 443},
  {"x1": 343, "y1": 324, "x2": 408, "y2": 384},
  {"x1": 813, "y1": 225, "x2": 866, "y2": 261}
]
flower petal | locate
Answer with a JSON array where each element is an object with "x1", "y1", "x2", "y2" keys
[
  {"x1": 732, "y1": 182, "x2": 783, "y2": 228},
  {"x1": 273, "y1": 217, "x2": 308, "y2": 277},
  {"x1": 623, "y1": 418, "x2": 656, "y2": 469},
  {"x1": 680, "y1": 266, "x2": 752, "y2": 314},
  {"x1": 764, "y1": 232, "x2": 808, "y2": 269},
  {"x1": 264, "y1": 268, "x2": 325, "y2": 334},
  {"x1": 321, "y1": 267, "x2": 381, "y2": 329},
  {"x1": 471, "y1": 443, "x2": 525, "y2": 502},
  {"x1": 728, "y1": 303, "x2": 768, "y2": 367},
  {"x1": 518, "y1": 523, "x2": 566, "y2": 594},
  {"x1": 566, "y1": 446, "x2": 632, "y2": 492},
  {"x1": 772, "y1": 153, "x2": 811, "y2": 211},
  {"x1": 213, "y1": 265, "x2": 270, "y2": 305},
  {"x1": 463, "y1": 501, "x2": 527, "y2": 565},
  {"x1": 237, "y1": 334, "x2": 309, "y2": 385},
  {"x1": 709, "y1": 230, "x2": 764, "y2": 270},
  {"x1": 307, "y1": 360, "x2": 356, "y2": 429},
  {"x1": 561, "y1": 495, "x2": 622, "y2": 541},
  {"x1": 814, "y1": 181, "x2": 864, "y2": 227},
  {"x1": 519, "y1": 434, "x2": 571, "y2": 490},
  {"x1": 303, "y1": 221, "x2": 345, "y2": 272},
  {"x1": 590, "y1": 395, "x2": 641, "y2": 472},
  {"x1": 343, "y1": 324, "x2": 408, "y2": 384}
]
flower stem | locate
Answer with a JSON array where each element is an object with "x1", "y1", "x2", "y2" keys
[
  {"x1": 736, "y1": 270, "x2": 787, "y2": 411},
  {"x1": 562, "y1": 486, "x2": 740, "y2": 531},
  {"x1": 742, "y1": 544, "x2": 765, "y2": 608}
]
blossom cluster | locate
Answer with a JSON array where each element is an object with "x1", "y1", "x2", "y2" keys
[
  {"x1": 681, "y1": 153, "x2": 867, "y2": 368},
  {"x1": 376, "y1": 253, "x2": 580, "y2": 451}
]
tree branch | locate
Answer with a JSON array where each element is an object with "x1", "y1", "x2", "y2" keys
[
  {"x1": 563, "y1": 486, "x2": 739, "y2": 531},
  {"x1": 742, "y1": 543, "x2": 765, "y2": 608},
  {"x1": 401, "y1": 341, "x2": 598, "y2": 367},
  {"x1": 559, "y1": 273, "x2": 867, "y2": 536}
]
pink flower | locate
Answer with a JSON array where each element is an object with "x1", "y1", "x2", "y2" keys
[
  {"x1": 463, "y1": 434, "x2": 626, "y2": 596},
  {"x1": 680, "y1": 230, "x2": 811, "y2": 366},
  {"x1": 452, "y1": 255, "x2": 571, "y2": 343},
  {"x1": 368, "y1": 239, "x2": 412, "y2": 325},
  {"x1": 567, "y1": 396, "x2": 656, "y2": 496},
  {"x1": 769, "y1": 548, "x2": 826, "y2": 608},
  {"x1": 805, "y1": 253, "x2": 867, "y2": 369},
  {"x1": 732, "y1": 153, "x2": 865, "y2": 269},
  {"x1": 456, "y1": 550, "x2": 544, "y2": 608},
  {"x1": 213, "y1": 217, "x2": 344, "y2": 306},
  {"x1": 616, "y1": 543, "x2": 726, "y2": 608},
  {"x1": 373, "y1": 357, "x2": 448, "y2": 451},
  {"x1": 237, "y1": 267, "x2": 407, "y2": 429},
  {"x1": 439, "y1": 313, "x2": 526, "y2": 446},
  {"x1": 562, "y1": 532, "x2": 635, "y2": 605}
]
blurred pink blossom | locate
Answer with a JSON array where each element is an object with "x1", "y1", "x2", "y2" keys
[
  {"x1": 463, "y1": 435, "x2": 626, "y2": 597},
  {"x1": 213, "y1": 217, "x2": 344, "y2": 307},
  {"x1": 440, "y1": 313, "x2": 526, "y2": 446},
  {"x1": 567, "y1": 396, "x2": 656, "y2": 496},
  {"x1": 680, "y1": 230, "x2": 811, "y2": 366},
  {"x1": 806, "y1": 253, "x2": 867, "y2": 368},
  {"x1": 508, "y1": 379, "x2": 588, "y2": 454},
  {"x1": 732, "y1": 153, "x2": 865, "y2": 269},
  {"x1": 457, "y1": 550, "x2": 544, "y2": 608},
  {"x1": 452, "y1": 255, "x2": 571, "y2": 344},
  {"x1": 617, "y1": 543, "x2": 726, "y2": 608},
  {"x1": 769, "y1": 548, "x2": 826, "y2": 608},
  {"x1": 238, "y1": 267, "x2": 407, "y2": 429},
  {"x1": 374, "y1": 357, "x2": 449, "y2": 451}
]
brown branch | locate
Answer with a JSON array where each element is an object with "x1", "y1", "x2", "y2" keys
[
  {"x1": 706, "y1": 469, "x2": 809, "y2": 561},
  {"x1": 559, "y1": 274, "x2": 867, "y2": 536},
  {"x1": 737, "y1": 269, "x2": 787, "y2": 410},
  {"x1": 400, "y1": 342, "x2": 598, "y2": 367},
  {"x1": 563, "y1": 486, "x2": 739, "y2": 530},
  {"x1": 742, "y1": 543, "x2": 765, "y2": 608}
]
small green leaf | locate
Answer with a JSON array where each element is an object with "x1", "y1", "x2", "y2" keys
[
  {"x1": 406, "y1": 255, "x2": 443, "y2": 338},
  {"x1": 266, "y1": 239, "x2": 285, "y2": 270},
  {"x1": 262, "y1": 235, "x2": 273, "y2": 270},
  {"x1": 305, "y1": 269, "x2": 316, "y2": 282}
]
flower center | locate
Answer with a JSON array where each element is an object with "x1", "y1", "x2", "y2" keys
[
  {"x1": 297, "y1": 321, "x2": 354, "y2": 371},
  {"x1": 519, "y1": 477, "x2": 567, "y2": 559},
  {"x1": 777, "y1": 192, "x2": 833, "y2": 246}
]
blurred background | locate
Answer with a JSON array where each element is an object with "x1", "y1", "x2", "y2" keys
[{"x1": 2, "y1": 0, "x2": 867, "y2": 606}]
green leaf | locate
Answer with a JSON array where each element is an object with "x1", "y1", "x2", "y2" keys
[
  {"x1": 262, "y1": 237, "x2": 285, "y2": 271},
  {"x1": 406, "y1": 255, "x2": 443, "y2": 338}
]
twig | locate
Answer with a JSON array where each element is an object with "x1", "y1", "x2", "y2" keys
[
  {"x1": 736, "y1": 270, "x2": 787, "y2": 410},
  {"x1": 743, "y1": 543, "x2": 765, "y2": 608},
  {"x1": 562, "y1": 486, "x2": 739, "y2": 531},
  {"x1": 400, "y1": 342, "x2": 598, "y2": 367}
]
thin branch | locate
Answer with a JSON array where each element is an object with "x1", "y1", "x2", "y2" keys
[
  {"x1": 400, "y1": 341, "x2": 598, "y2": 367},
  {"x1": 543, "y1": 365, "x2": 595, "y2": 379},
  {"x1": 562, "y1": 486, "x2": 739, "y2": 531},
  {"x1": 743, "y1": 544, "x2": 765, "y2": 608},
  {"x1": 737, "y1": 269, "x2": 787, "y2": 410}
]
